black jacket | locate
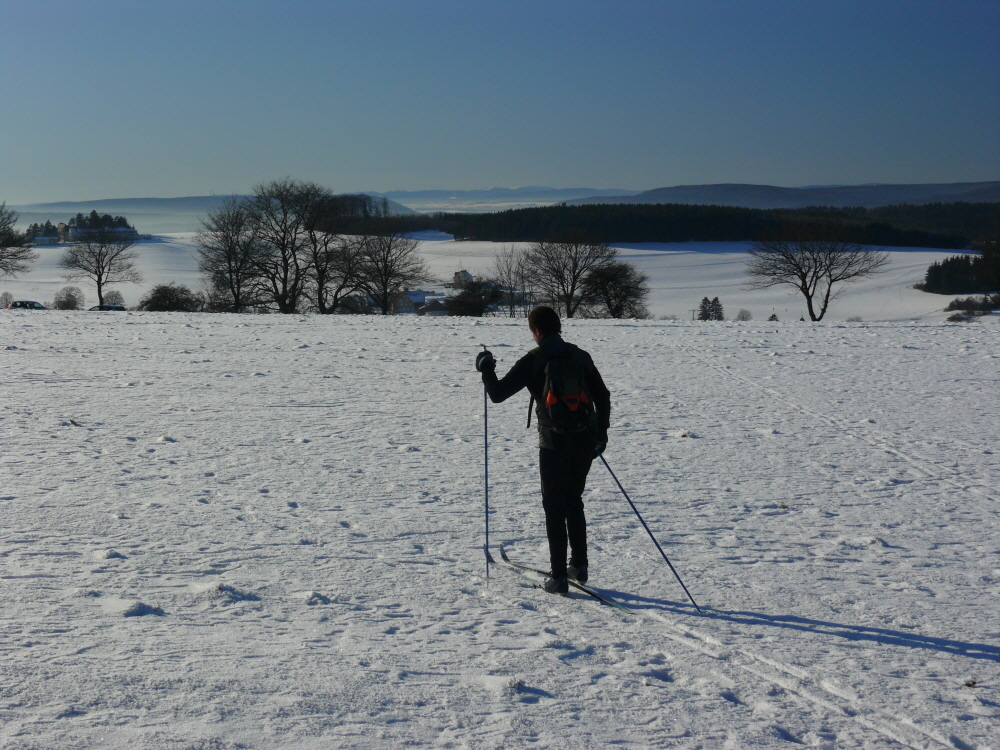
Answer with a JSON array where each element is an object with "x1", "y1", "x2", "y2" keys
[{"x1": 482, "y1": 333, "x2": 611, "y2": 449}]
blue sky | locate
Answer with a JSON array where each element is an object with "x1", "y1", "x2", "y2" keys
[{"x1": 2, "y1": 0, "x2": 997, "y2": 202}]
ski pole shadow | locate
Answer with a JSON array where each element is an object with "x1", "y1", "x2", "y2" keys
[{"x1": 614, "y1": 592, "x2": 1000, "y2": 664}]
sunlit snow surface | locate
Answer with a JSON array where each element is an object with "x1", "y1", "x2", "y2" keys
[{"x1": 1, "y1": 311, "x2": 998, "y2": 749}]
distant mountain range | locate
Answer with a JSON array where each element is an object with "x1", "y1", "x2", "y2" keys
[{"x1": 566, "y1": 182, "x2": 1000, "y2": 209}]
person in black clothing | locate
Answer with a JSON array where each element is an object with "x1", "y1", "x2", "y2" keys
[{"x1": 476, "y1": 306, "x2": 611, "y2": 594}]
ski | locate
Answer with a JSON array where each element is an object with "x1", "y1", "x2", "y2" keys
[
  {"x1": 487, "y1": 545, "x2": 555, "y2": 591},
  {"x1": 497, "y1": 544, "x2": 632, "y2": 612}
]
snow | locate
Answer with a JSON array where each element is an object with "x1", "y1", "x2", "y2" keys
[
  {"x1": 1, "y1": 307, "x2": 998, "y2": 749},
  {"x1": 0, "y1": 232, "x2": 975, "y2": 323},
  {"x1": 3, "y1": 231, "x2": 1000, "y2": 748}
]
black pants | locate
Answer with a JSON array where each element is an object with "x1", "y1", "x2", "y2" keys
[{"x1": 539, "y1": 432, "x2": 595, "y2": 578}]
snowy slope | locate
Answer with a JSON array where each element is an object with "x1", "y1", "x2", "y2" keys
[
  {"x1": 1, "y1": 312, "x2": 998, "y2": 749},
  {"x1": 1, "y1": 232, "x2": 971, "y2": 322}
]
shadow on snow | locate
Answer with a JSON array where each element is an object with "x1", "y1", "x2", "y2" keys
[{"x1": 613, "y1": 592, "x2": 1000, "y2": 663}]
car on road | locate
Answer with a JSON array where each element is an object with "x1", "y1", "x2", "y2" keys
[
  {"x1": 88, "y1": 304, "x2": 127, "y2": 311},
  {"x1": 7, "y1": 300, "x2": 48, "y2": 310}
]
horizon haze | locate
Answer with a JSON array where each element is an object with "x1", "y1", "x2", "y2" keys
[{"x1": 10, "y1": 180, "x2": 997, "y2": 234}]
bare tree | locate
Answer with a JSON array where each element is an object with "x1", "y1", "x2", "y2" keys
[
  {"x1": 196, "y1": 196, "x2": 262, "y2": 313},
  {"x1": 0, "y1": 203, "x2": 37, "y2": 278},
  {"x1": 745, "y1": 238, "x2": 889, "y2": 321},
  {"x1": 245, "y1": 179, "x2": 326, "y2": 314},
  {"x1": 580, "y1": 260, "x2": 650, "y2": 319},
  {"x1": 299, "y1": 195, "x2": 367, "y2": 314},
  {"x1": 307, "y1": 233, "x2": 367, "y2": 314},
  {"x1": 359, "y1": 229, "x2": 431, "y2": 315},
  {"x1": 524, "y1": 237, "x2": 617, "y2": 318},
  {"x1": 59, "y1": 227, "x2": 142, "y2": 306},
  {"x1": 490, "y1": 245, "x2": 534, "y2": 317}
]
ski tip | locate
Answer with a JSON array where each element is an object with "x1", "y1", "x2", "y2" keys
[{"x1": 484, "y1": 544, "x2": 496, "y2": 564}]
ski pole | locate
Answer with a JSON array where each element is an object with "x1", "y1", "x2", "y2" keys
[
  {"x1": 483, "y1": 346, "x2": 490, "y2": 581},
  {"x1": 598, "y1": 453, "x2": 701, "y2": 613}
]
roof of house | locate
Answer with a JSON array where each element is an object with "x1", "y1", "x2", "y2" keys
[{"x1": 419, "y1": 299, "x2": 448, "y2": 312}]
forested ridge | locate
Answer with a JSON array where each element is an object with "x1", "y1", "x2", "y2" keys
[{"x1": 427, "y1": 202, "x2": 999, "y2": 248}]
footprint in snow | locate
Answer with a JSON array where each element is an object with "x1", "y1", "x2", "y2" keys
[
  {"x1": 122, "y1": 602, "x2": 163, "y2": 617},
  {"x1": 190, "y1": 582, "x2": 260, "y2": 603},
  {"x1": 91, "y1": 549, "x2": 126, "y2": 561},
  {"x1": 301, "y1": 591, "x2": 333, "y2": 605},
  {"x1": 101, "y1": 598, "x2": 163, "y2": 617}
]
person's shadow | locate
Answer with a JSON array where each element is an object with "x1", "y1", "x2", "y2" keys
[{"x1": 608, "y1": 591, "x2": 1000, "y2": 665}]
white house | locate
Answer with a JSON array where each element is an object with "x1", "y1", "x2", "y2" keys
[{"x1": 451, "y1": 270, "x2": 474, "y2": 289}]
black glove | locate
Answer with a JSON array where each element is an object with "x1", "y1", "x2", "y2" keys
[
  {"x1": 476, "y1": 350, "x2": 496, "y2": 373},
  {"x1": 595, "y1": 429, "x2": 608, "y2": 455}
]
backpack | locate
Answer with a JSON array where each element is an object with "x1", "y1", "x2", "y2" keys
[{"x1": 529, "y1": 347, "x2": 596, "y2": 434}]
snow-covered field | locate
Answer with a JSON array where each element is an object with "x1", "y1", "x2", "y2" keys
[
  {"x1": 2, "y1": 306, "x2": 998, "y2": 748},
  {"x1": 0, "y1": 232, "x2": 974, "y2": 323}
]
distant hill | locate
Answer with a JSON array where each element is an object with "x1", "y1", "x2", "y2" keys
[
  {"x1": 373, "y1": 186, "x2": 640, "y2": 213},
  {"x1": 566, "y1": 182, "x2": 1000, "y2": 209},
  {"x1": 11, "y1": 195, "x2": 420, "y2": 234}
]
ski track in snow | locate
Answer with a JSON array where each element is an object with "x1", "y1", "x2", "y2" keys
[{"x1": 1, "y1": 313, "x2": 998, "y2": 749}]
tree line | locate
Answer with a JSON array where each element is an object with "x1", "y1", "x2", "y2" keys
[
  {"x1": 431, "y1": 203, "x2": 980, "y2": 248},
  {"x1": 916, "y1": 231, "x2": 1000, "y2": 316},
  {"x1": 917, "y1": 247, "x2": 1000, "y2": 298},
  {"x1": 27, "y1": 220, "x2": 59, "y2": 238},
  {"x1": 196, "y1": 179, "x2": 430, "y2": 314},
  {"x1": 840, "y1": 202, "x2": 999, "y2": 243},
  {"x1": 449, "y1": 237, "x2": 650, "y2": 319},
  {"x1": 68, "y1": 211, "x2": 134, "y2": 230}
]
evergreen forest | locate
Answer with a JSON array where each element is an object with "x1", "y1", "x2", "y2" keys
[{"x1": 428, "y1": 202, "x2": 998, "y2": 248}]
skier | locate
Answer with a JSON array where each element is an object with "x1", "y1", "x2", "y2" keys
[{"x1": 476, "y1": 305, "x2": 611, "y2": 594}]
